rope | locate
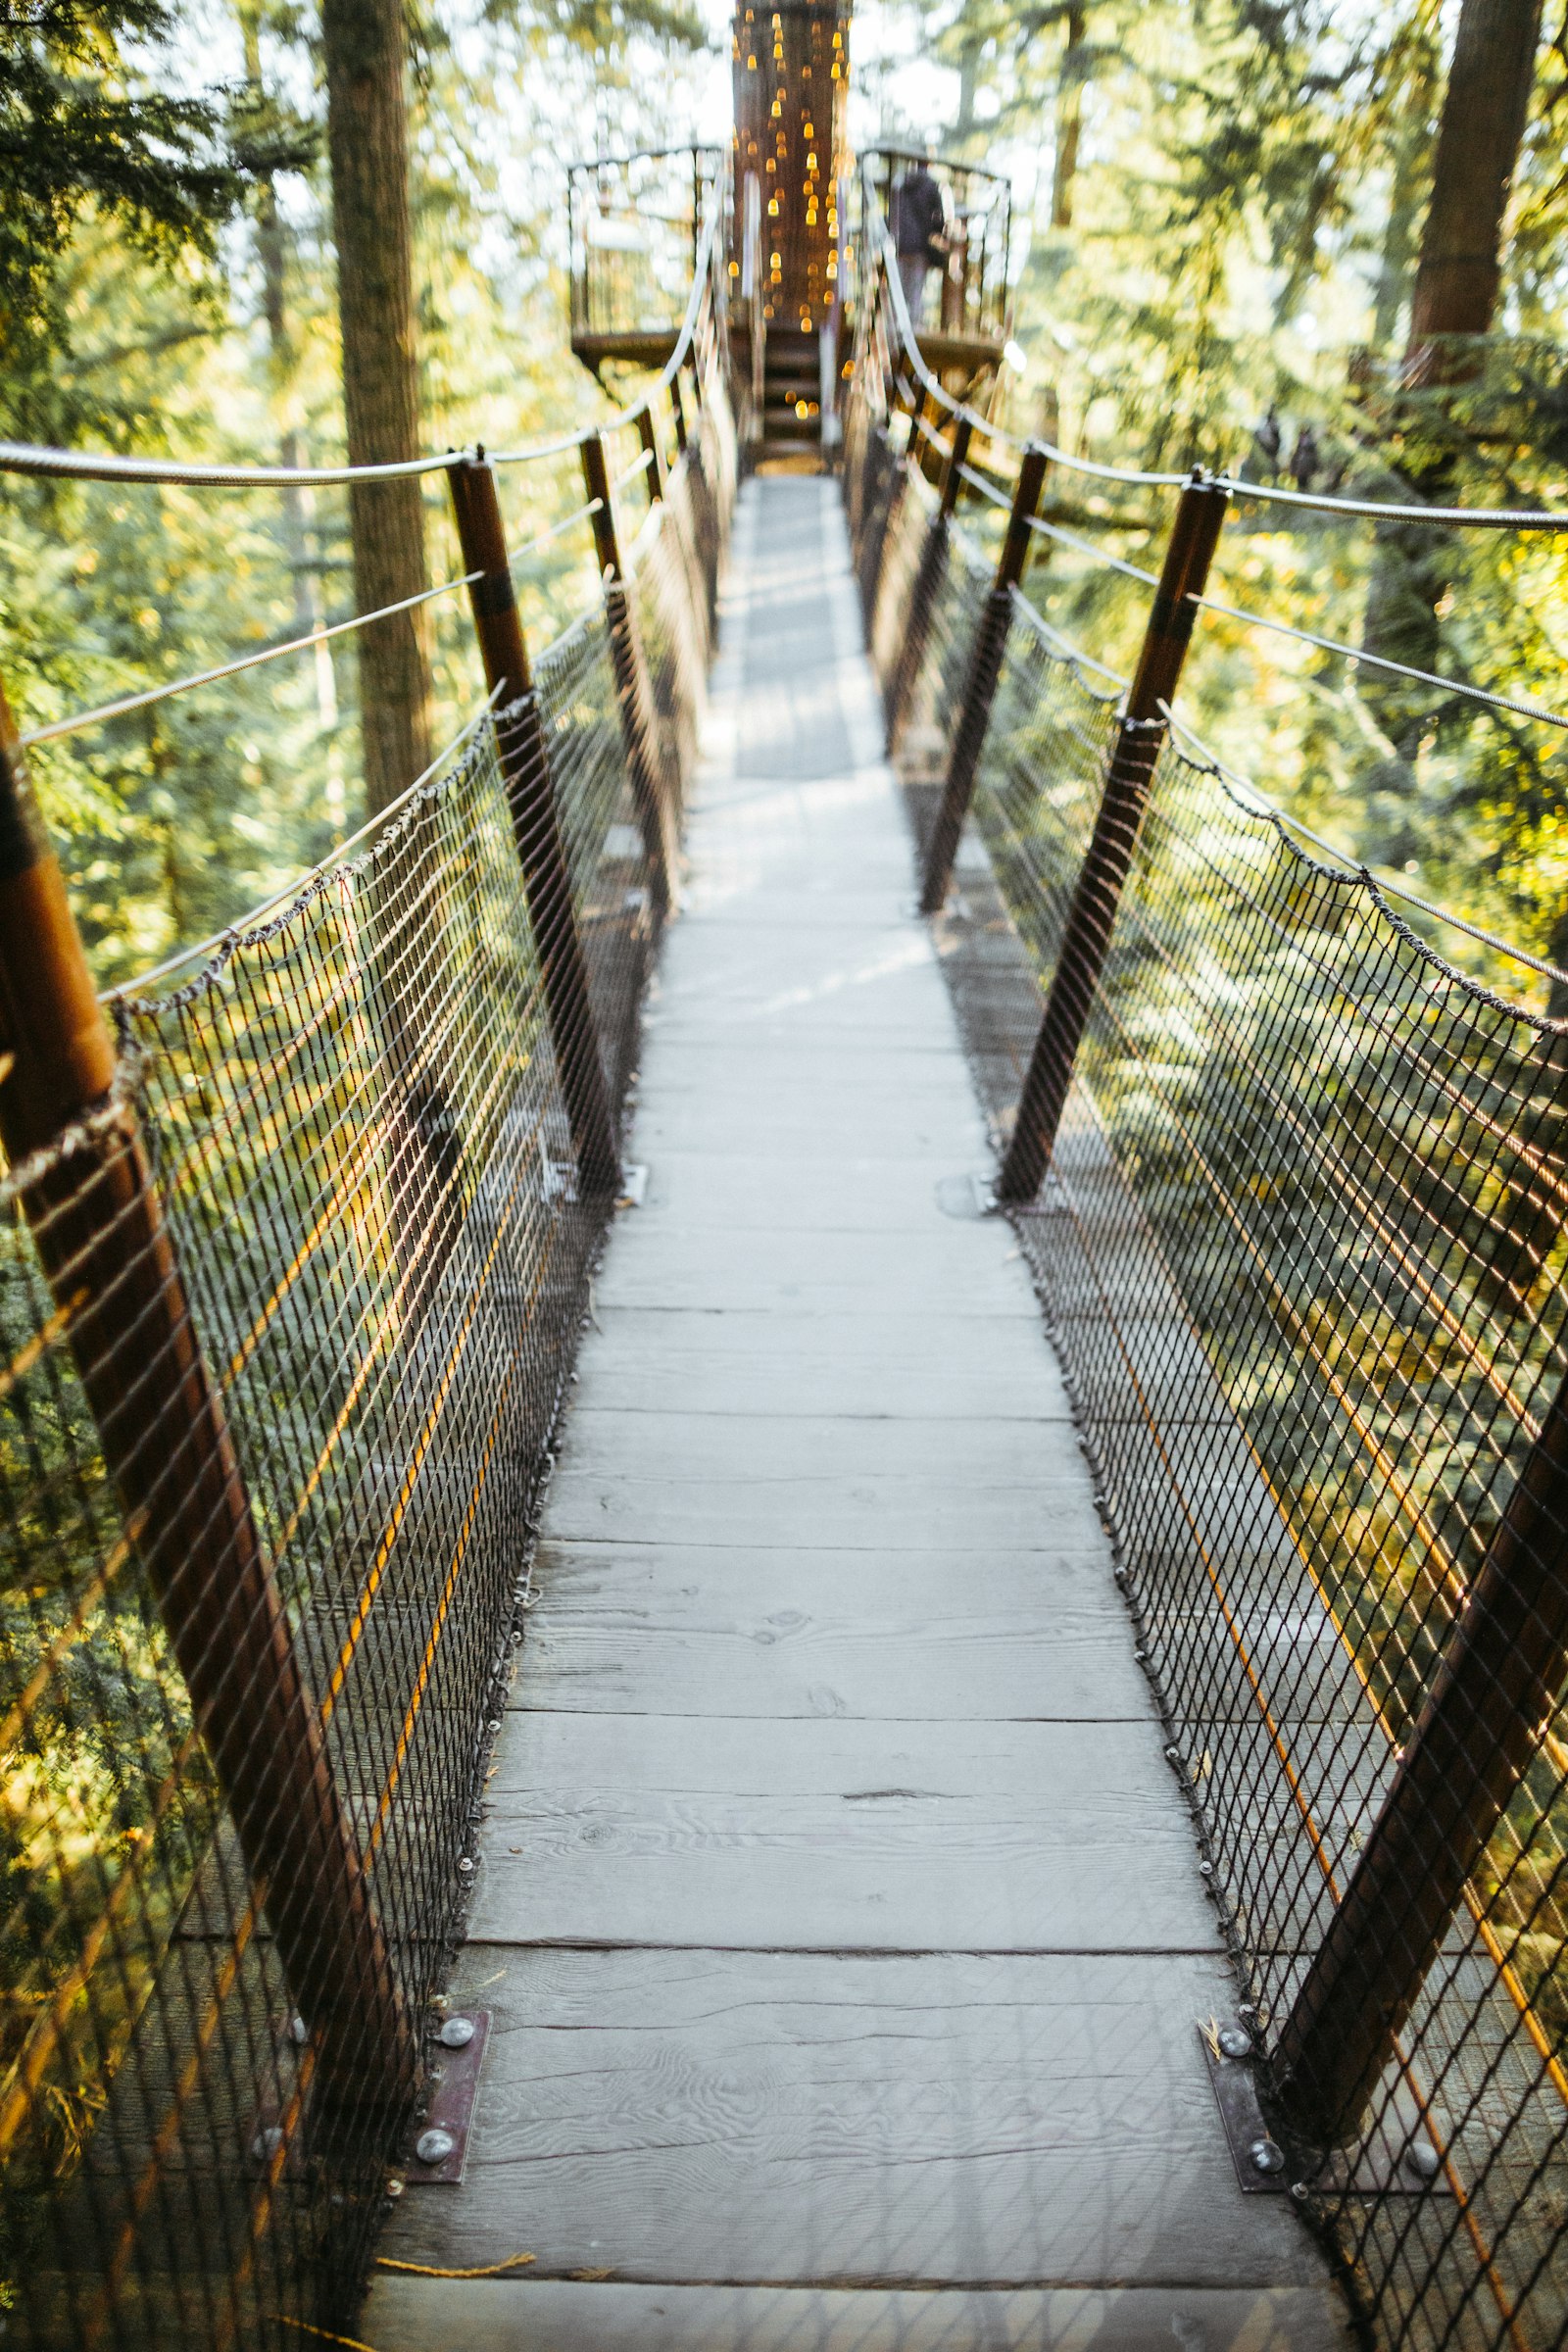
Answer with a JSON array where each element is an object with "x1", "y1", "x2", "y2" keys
[
  {"x1": 1027, "y1": 511, "x2": 1161, "y2": 587},
  {"x1": 1191, "y1": 585, "x2": 1568, "y2": 730},
  {"x1": 865, "y1": 167, "x2": 1568, "y2": 530},
  {"x1": 1221, "y1": 471, "x2": 1568, "y2": 532},
  {"x1": 0, "y1": 441, "x2": 461, "y2": 490},
  {"x1": 374, "y1": 2253, "x2": 537, "y2": 2278},
  {"x1": 18, "y1": 570, "x2": 485, "y2": 750},
  {"x1": 1160, "y1": 704, "x2": 1568, "y2": 987}
]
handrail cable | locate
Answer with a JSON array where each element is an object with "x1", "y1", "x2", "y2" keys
[
  {"x1": 1027, "y1": 511, "x2": 1162, "y2": 587},
  {"x1": 867, "y1": 178, "x2": 1568, "y2": 532},
  {"x1": 1159, "y1": 702, "x2": 1568, "y2": 988},
  {"x1": 19, "y1": 569, "x2": 483, "y2": 750},
  {"x1": 21, "y1": 496, "x2": 603, "y2": 752},
  {"x1": 1191, "y1": 583, "x2": 1568, "y2": 730},
  {"x1": 0, "y1": 178, "x2": 724, "y2": 492}
]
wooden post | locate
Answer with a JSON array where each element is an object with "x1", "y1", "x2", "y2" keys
[
  {"x1": 995, "y1": 470, "x2": 1229, "y2": 1202},
  {"x1": 1271, "y1": 1365, "x2": 1568, "y2": 2147},
  {"x1": 447, "y1": 455, "x2": 619, "y2": 1195},
  {"x1": 581, "y1": 431, "x2": 678, "y2": 912},
  {"x1": 0, "y1": 686, "x2": 417, "y2": 2129},
  {"x1": 637, "y1": 403, "x2": 668, "y2": 502},
  {"x1": 886, "y1": 411, "x2": 972, "y2": 753},
  {"x1": 919, "y1": 440, "x2": 1050, "y2": 914}
]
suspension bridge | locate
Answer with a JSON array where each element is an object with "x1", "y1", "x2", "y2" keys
[{"x1": 2, "y1": 11, "x2": 1568, "y2": 2352}]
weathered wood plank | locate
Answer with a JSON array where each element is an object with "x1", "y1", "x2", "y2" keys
[
  {"x1": 516, "y1": 1543, "x2": 1148, "y2": 1720},
  {"x1": 574, "y1": 1307, "x2": 1070, "y2": 1419},
  {"x1": 365, "y1": 2278, "x2": 1353, "y2": 2352},
  {"x1": 467, "y1": 1713, "x2": 1217, "y2": 1950},
  {"x1": 373, "y1": 1947, "x2": 1323, "y2": 2288},
  {"x1": 544, "y1": 1462, "x2": 1106, "y2": 1550},
  {"x1": 593, "y1": 1227, "x2": 1036, "y2": 1316},
  {"x1": 553, "y1": 1409, "x2": 1083, "y2": 1486}
]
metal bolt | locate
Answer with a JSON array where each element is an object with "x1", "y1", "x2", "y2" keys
[
  {"x1": 250, "y1": 2125, "x2": 284, "y2": 2163},
  {"x1": 386, "y1": 2177, "x2": 406, "y2": 2199},
  {"x1": 288, "y1": 2014, "x2": 308, "y2": 2046},
  {"x1": 1199, "y1": 1860, "x2": 1213, "y2": 1877},
  {"x1": 416, "y1": 2128, "x2": 457, "y2": 2166},
  {"x1": 458, "y1": 1856, "x2": 474, "y2": 1874},
  {"x1": 487, "y1": 1718, "x2": 502, "y2": 1734},
  {"x1": 1217, "y1": 2025, "x2": 1251, "y2": 2060},
  {"x1": 439, "y1": 2015, "x2": 476, "y2": 2049},
  {"x1": 1405, "y1": 2138, "x2": 1442, "y2": 2181},
  {"x1": 1250, "y1": 2137, "x2": 1286, "y2": 2176}
]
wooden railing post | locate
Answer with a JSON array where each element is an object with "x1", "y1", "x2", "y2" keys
[
  {"x1": 581, "y1": 430, "x2": 678, "y2": 913},
  {"x1": 994, "y1": 469, "x2": 1228, "y2": 1201},
  {"x1": 447, "y1": 455, "x2": 619, "y2": 1196},
  {"x1": 0, "y1": 688, "x2": 418, "y2": 2132},
  {"x1": 886, "y1": 411, "x2": 972, "y2": 753},
  {"x1": 919, "y1": 440, "x2": 1050, "y2": 914},
  {"x1": 1270, "y1": 1366, "x2": 1568, "y2": 2148},
  {"x1": 636, "y1": 402, "x2": 668, "y2": 502}
]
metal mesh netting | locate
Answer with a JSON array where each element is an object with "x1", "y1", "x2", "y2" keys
[
  {"x1": 0, "y1": 411, "x2": 720, "y2": 2349},
  {"x1": 853, "y1": 416, "x2": 1568, "y2": 2352}
]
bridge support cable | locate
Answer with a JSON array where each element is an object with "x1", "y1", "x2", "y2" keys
[
  {"x1": 448, "y1": 458, "x2": 621, "y2": 1198},
  {"x1": 581, "y1": 431, "x2": 680, "y2": 916},
  {"x1": 0, "y1": 688, "x2": 419, "y2": 2134},
  {"x1": 996, "y1": 469, "x2": 1231, "y2": 1202},
  {"x1": 920, "y1": 441, "x2": 1051, "y2": 914}
]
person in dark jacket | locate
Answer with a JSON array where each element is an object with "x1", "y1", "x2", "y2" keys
[{"x1": 893, "y1": 154, "x2": 946, "y2": 329}]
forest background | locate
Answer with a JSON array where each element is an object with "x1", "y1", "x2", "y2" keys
[{"x1": 2, "y1": 0, "x2": 1566, "y2": 1001}]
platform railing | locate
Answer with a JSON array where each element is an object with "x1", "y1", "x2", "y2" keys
[
  {"x1": 847, "y1": 235, "x2": 1568, "y2": 2352},
  {"x1": 0, "y1": 186, "x2": 735, "y2": 2352}
]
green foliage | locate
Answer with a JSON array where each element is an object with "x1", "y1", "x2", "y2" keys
[{"x1": 0, "y1": 0, "x2": 241, "y2": 437}]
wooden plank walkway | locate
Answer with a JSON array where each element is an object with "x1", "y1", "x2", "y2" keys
[{"x1": 367, "y1": 476, "x2": 1348, "y2": 2351}]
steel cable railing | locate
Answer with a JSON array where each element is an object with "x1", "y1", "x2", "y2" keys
[
  {"x1": 850, "y1": 244, "x2": 1568, "y2": 2352},
  {"x1": 0, "y1": 192, "x2": 736, "y2": 2352}
]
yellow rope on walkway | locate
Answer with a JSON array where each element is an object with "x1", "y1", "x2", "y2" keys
[{"x1": 375, "y1": 2252, "x2": 537, "y2": 2278}]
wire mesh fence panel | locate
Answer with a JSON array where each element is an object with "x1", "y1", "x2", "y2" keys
[
  {"x1": 993, "y1": 622, "x2": 1567, "y2": 2352},
  {"x1": 849, "y1": 419, "x2": 1568, "y2": 2352},
  {"x1": 0, "y1": 612, "x2": 675, "y2": 2351}
]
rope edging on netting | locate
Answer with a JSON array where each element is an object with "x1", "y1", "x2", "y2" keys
[
  {"x1": 0, "y1": 1047, "x2": 147, "y2": 1202},
  {"x1": 108, "y1": 689, "x2": 505, "y2": 1012},
  {"x1": 1160, "y1": 705, "x2": 1568, "y2": 1021}
]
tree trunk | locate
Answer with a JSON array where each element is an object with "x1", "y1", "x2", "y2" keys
[
  {"x1": 319, "y1": 0, "x2": 433, "y2": 817},
  {"x1": 1403, "y1": 0, "x2": 1543, "y2": 379},
  {"x1": 1051, "y1": 8, "x2": 1086, "y2": 232},
  {"x1": 1361, "y1": 0, "x2": 1542, "y2": 740}
]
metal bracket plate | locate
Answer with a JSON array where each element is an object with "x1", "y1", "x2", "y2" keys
[
  {"x1": 1200, "y1": 2023, "x2": 1450, "y2": 2198},
  {"x1": 1200, "y1": 2025, "x2": 1288, "y2": 2194},
  {"x1": 402, "y1": 2009, "x2": 492, "y2": 2186}
]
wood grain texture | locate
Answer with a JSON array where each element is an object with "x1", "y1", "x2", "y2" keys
[
  {"x1": 573, "y1": 1308, "x2": 1072, "y2": 1420},
  {"x1": 468, "y1": 1712, "x2": 1218, "y2": 1950},
  {"x1": 374, "y1": 1947, "x2": 1325, "y2": 2289},
  {"x1": 365, "y1": 2278, "x2": 1353, "y2": 2352},
  {"x1": 516, "y1": 1543, "x2": 1148, "y2": 1720}
]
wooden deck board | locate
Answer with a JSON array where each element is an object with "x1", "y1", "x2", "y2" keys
[{"x1": 367, "y1": 475, "x2": 1346, "y2": 2347}]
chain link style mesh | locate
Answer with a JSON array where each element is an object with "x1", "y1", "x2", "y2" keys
[
  {"x1": 853, "y1": 410, "x2": 1568, "y2": 2352},
  {"x1": 0, "y1": 394, "x2": 729, "y2": 2350}
]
